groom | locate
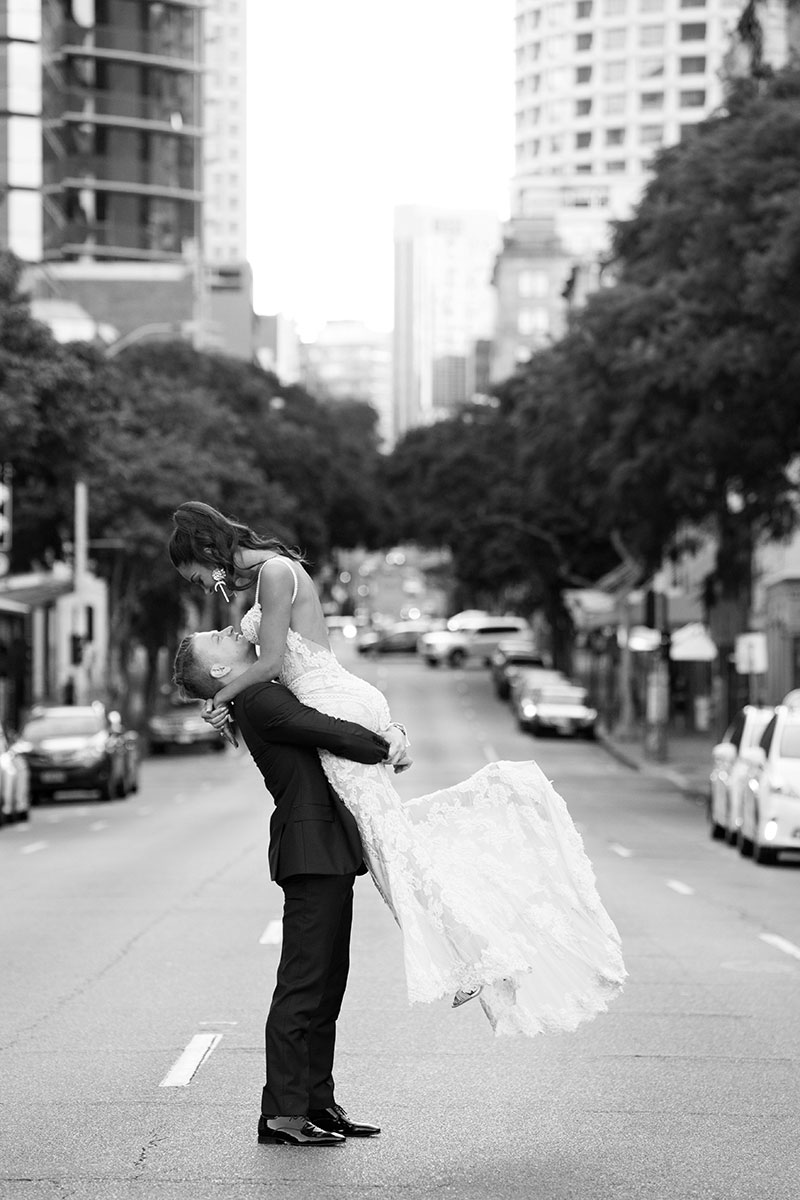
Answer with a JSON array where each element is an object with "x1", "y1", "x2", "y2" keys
[{"x1": 173, "y1": 627, "x2": 409, "y2": 1147}]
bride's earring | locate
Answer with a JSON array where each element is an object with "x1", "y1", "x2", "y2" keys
[{"x1": 211, "y1": 568, "x2": 230, "y2": 603}]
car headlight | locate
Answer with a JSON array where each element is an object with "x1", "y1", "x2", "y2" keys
[
  {"x1": 522, "y1": 703, "x2": 537, "y2": 718},
  {"x1": 76, "y1": 747, "x2": 106, "y2": 765}
]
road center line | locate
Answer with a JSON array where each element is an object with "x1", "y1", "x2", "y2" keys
[
  {"x1": 90, "y1": 821, "x2": 108, "y2": 832},
  {"x1": 159, "y1": 1033, "x2": 222, "y2": 1088},
  {"x1": 259, "y1": 920, "x2": 283, "y2": 945},
  {"x1": 609, "y1": 843, "x2": 633, "y2": 858},
  {"x1": 21, "y1": 841, "x2": 47, "y2": 855},
  {"x1": 666, "y1": 879, "x2": 695, "y2": 896},
  {"x1": 759, "y1": 933, "x2": 800, "y2": 962}
]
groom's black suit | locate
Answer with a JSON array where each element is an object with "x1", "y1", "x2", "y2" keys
[{"x1": 232, "y1": 680, "x2": 388, "y2": 1117}]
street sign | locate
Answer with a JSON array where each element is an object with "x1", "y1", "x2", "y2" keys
[{"x1": 735, "y1": 632, "x2": 768, "y2": 675}]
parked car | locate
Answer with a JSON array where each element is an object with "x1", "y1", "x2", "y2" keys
[
  {"x1": 490, "y1": 640, "x2": 548, "y2": 700},
  {"x1": 0, "y1": 726, "x2": 30, "y2": 825},
  {"x1": 356, "y1": 620, "x2": 435, "y2": 656},
  {"x1": 738, "y1": 702, "x2": 800, "y2": 865},
  {"x1": 509, "y1": 666, "x2": 567, "y2": 723},
  {"x1": 15, "y1": 703, "x2": 132, "y2": 803},
  {"x1": 420, "y1": 617, "x2": 531, "y2": 668},
  {"x1": 515, "y1": 682, "x2": 598, "y2": 738},
  {"x1": 148, "y1": 695, "x2": 227, "y2": 754},
  {"x1": 708, "y1": 705, "x2": 773, "y2": 843}
]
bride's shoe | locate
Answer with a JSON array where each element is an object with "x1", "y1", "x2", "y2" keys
[{"x1": 452, "y1": 986, "x2": 482, "y2": 1008}]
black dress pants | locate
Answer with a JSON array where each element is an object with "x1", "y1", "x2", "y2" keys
[{"x1": 261, "y1": 872, "x2": 356, "y2": 1117}]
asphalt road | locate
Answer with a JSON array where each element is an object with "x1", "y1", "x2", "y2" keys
[{"x1": 1, "y1": 638, "x2": 799, "y2": 1200}]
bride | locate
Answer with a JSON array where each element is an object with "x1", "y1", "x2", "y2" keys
[{"x1": 168, "y1": 501, "x2": 626, "y2": 1036}]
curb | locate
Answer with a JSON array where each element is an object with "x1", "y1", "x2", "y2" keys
[{"x1": 596, "y1": 727, "x2": 709, "y2": 802}]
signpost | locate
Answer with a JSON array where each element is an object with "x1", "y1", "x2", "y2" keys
[{"x1": 735, "y1": 632, "x2": 768, "y2": 705}]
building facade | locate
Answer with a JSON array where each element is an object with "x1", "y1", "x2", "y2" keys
[
  {"x1": 301, "y1": 320, "x2": 392, "y2": 447},
  {"x1": 1, "y1": 1, "x2": 43, "y2": 261},
  {"x1": 392, "y1": 205, "x2": 500, "y2": 439}
]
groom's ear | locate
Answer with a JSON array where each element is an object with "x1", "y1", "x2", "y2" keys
[{"x1": 209, "y1": 663, "x2": 231, "y2": 680}]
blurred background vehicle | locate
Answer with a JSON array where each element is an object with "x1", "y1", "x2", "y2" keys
[
  {"x1": 14, "y1": 703, "x2": 132, "y2": 804},
  {"x1": 738, "y1": 702, "x2": 800, "y2": 865},
  {"x1": 708, "y1": 705, "x2": 773, "y2": 843},
  {"x1": 509, "y1": 666, "x2": 567, "y2": 726},
  {"x1": 356, "y1": 619, "x2": 435, "y2": 656},
  {"x1": 515, "y1": 682, "x2": 597, "y2": 738},
  {"x1": 0, "y1": 726, "x2": 31, "y2": 825},
  {"x1": 489, "y1": 640, "x2": 548, "y2": 700},
  {"x1": 147, "y1": 694, "x2": 226, "y2": 755},
  {"x1": 420, "y1": 616, "x2": 530, "y2": 668}
]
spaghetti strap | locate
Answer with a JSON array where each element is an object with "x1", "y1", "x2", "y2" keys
[{"x1": 260, "y1": 556, "x2": 299, "y2": 604}]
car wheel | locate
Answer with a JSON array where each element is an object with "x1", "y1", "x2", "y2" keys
[
  {"x1": 449, "y1": 649, "x2": 466, "y2": 668},
  {"x1": 708, "y1": 799, "x2": 725, "y2": 840},
  {"x1": 150, "y1": 743, "x2": 165, "y2": 756},
  {"x1": 99, "y1": 774, "x2": 115, "y2": 802},
  {"x1": 738, "y1": 829, "x2": 754, "y2": 858},
  {"x1": 496, "y1": 684, "x2": 509, "y2": 700},
  {"x1": 129, "y1": 772, "x2": 139, "y2": 794},
  {"x1": 425, "y1": 658, "x2": 439, "y2": 668}
]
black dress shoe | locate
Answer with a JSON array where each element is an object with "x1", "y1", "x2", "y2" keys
[
  {"x1": 257, "y1": 1115, "x2": 345, "y2": 1147},
  {"x1": 307, "y1": 1103, "x2": 380, "y2": 1137}
]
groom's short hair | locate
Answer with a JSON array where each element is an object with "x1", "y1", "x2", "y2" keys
[{"x1": 173, "y1": 635, "x2": 217, "y2": 701}]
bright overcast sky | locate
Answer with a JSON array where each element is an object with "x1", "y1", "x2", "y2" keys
[{"x1": 245, "y1": 0, "x2": 515, "y2": 338}]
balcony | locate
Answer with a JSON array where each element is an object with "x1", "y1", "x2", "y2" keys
[
  {"x1": 44, "y1": 219, "x2": 190, "y2": 261},
  {"x1": 44, "y1": 154, "x2": 200, "y2": 197},
  {"x1": 49, "y1": 22, "x2": 201, "y2": 69},
  {"x1": 44, "y1": 89, "x2": 201, "y2": 133}
]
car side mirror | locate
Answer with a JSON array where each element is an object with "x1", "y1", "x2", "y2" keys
[{"x1": 712, "y1": 741, "x2": 737, "y2": 766}]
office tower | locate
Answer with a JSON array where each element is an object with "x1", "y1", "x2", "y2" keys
[
  {"x1": 301, "y1": 321, "x2": 392, "y2": 447},
  {"x1": 1, "y1": 2, "x2": 42, "y2": 261},
  {"x1": 491, "y1": 0, "x2": 784, "y2": 381},
  {"x1": 393, "y1": 205, "x2": 500, "y2": 439},
  {"x1": 203, "y1": 0, "x2": 246, "y2": 266}
]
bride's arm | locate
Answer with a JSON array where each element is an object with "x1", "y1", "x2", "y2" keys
[{"x1": 213, "y1": 567, "x2": 293, "y2": 706}]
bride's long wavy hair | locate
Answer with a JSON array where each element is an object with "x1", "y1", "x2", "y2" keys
[{"x1": 168, "y1": 501, "x2": 304, "y2": 593}]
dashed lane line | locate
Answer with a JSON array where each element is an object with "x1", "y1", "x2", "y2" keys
[
  {"x1": 89, "y1": 821, "x2": 108, "y2": 832},
  {"x1": 20, "y1": 842, "x2": 47, "y2": 855},
  {"x1": 759, "y1": 933, "x2": 800, "y2": 962},
  {"x1": 259, "y1": 920, "x2": 283, "y2": 946},
  {"x1": 159, "y1": 1033, "x2": 222, "y2": 1088},
  {"x1": 666, "y1": 879, "x2": 695, "y2": 896},
  {"x1": 609, "y1": 843, "x2": 633, "y2": 858}
]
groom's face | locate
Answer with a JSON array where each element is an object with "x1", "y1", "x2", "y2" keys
[{"x1": 193, "y1": 627, "x2": 254, "y2": 680}]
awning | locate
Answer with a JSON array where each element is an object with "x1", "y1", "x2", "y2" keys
[
  {"x1": 669, "y1": 623, "x2": 717, "y2": 662},
  {"x1": 0, "y1": 578, "x2": 74, "y2": 611}
]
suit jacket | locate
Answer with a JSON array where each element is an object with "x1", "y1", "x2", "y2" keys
[{"x1": 232, "y1": 681, "x2": 388, "y2": 883}]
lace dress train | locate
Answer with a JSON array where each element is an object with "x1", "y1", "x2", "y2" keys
[{"x1": 280, "y1": 630, "x2": 626, "y2": 1037}]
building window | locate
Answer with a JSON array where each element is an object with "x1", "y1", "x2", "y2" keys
[
  {"x1": 639, "y1": 0, "x2": 663, "y2": 9},
  {"x1": 606, "y1": 127, "x2": 625, "y2": 145},
  {"x1": 575, "y1": 98, "x2": 593, "y2": 116},
  {"x1": 576, "y1": 32, "x2": 593, "y2": 50},
  {"x1": 576, "y1": 0, "x2": 593, "y2": 15},
  {"x1": 576, "y1": 65, "x2": 593, "y2": 83},
  {"x1": 519, "y1": 270, "x2": 549, "y2": 298},
  {"x1": 606, "y1": 160, "x2": 627, "y2": 172},
  {"x1": 518, "y1": 309, "x2": 550, "y2": 337},
  {"x1": 575, "y1": 163, "x2": 593, "y2": 173},
  {"x1": 680, "y1": 22, "x2": 706, "y2": 38},
  {"x1": 639, "y1": 25, "x2": 664, "y2": 46},
  {"x1": 604, "y1": 28, "x2": 626, "y2": 49},
  {"x1": 640, "y1": 91, "x2": 664, "y2": 109},
  {"x1": 604, "y1": 93, "x2": 626, "y2": 114},
  {"x1": 604, "y1": 0, "x2": 627, "y2": 11},
  {"x1": 680, "y1": 88, "x2": 706, "y2": 106},
  {"x1": 680, "y1": 55, "x2": 706, "y2": 72},
  {"x1": 680, "y1": 0, "x2": 705, "y2": 5},
  {"x1": 603, "y1": 61, "x2": 626, "y2": 82},
  {"x1": 639, "y1": 56, "x2": 665, "y2": 77},
  {"x1": 576, "y1": 131, "x2": 592, "y2": 148},
  {"x1": 640, "y1": 124, "x2": 664, "y2": 145}
]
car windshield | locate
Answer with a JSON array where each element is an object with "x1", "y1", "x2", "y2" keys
[
  {"x1": 779, "y1": 722, "x2": 800, "y2": 759},
  {"x1": 23, "y1": 715, "x2": 103, "y2": 738},
  {"x1": 538, "y1": 688, "x2": 587, "y2": 703}
]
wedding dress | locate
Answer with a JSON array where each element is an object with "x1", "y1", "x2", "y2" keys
[{"x1": 241, "y1": 566, "x2": 626, "y2": 1037}]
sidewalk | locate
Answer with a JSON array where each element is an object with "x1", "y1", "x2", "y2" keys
[{"x1": 597, "y1": 724, "x2": 714, "y2": 800}]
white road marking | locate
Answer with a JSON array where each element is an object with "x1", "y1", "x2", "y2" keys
[
  {"x1": 759, "y1": 933, "x2": 800, "y2": 962},
  {"x1": 159, "y1": 1033, "x2": 222, "y2": 1088},
  {"x1": 259, "y1": 920, "x2": 283, "y2": 946},
  {"x1": 90, "y1": 821, "x2": 108, "y2": 832},
  {"x1": 21, "y1": 841, "x2": 47, "y2": 855},
  {"x1": 666, "y1": 879, "x2": 695, "y2": 896},
  {"x1": 482, "y1": 742, "x2": 498, "y2": 763},
  {"x1": 609, "y1": 843, "x2": 633, "y2": 858},
  {"x1": 136, "y1": 805, "x2": 152, "y2": 816}
]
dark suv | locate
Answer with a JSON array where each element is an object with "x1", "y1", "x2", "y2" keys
[{"x1": 16, "y1": 703, "x2": 132, "y2": 804}]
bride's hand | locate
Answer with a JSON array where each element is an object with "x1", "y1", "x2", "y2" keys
[
  {"x1": 393, "y1": 751, "x2": 413, "y2": 774},
  {"x1": 203, "y1": 700, "x2": 232, "y2": 731},
  {"x1": 384, "y1": 725, "x2": 409, "y2": 766}
]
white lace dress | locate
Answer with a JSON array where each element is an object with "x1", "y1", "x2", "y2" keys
[{"x1": 269, "y1": 626, "x2": 626, "y2": 1038}]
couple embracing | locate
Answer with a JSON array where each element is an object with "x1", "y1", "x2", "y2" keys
[{"x1": 168, "y1": 501, "x2": 626, "y2": 1147}]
